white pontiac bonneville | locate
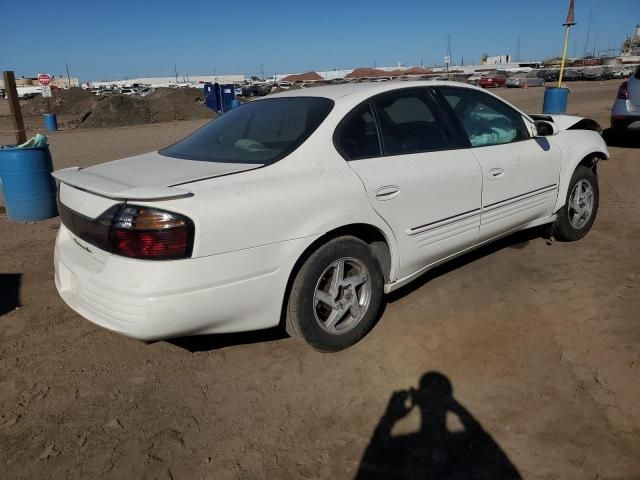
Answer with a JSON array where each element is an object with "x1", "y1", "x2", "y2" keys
[{"x1": 53, "y1": 82, "x2": 609, "y2": 351}]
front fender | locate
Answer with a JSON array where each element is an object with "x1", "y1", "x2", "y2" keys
[{"x1": 553, "y1": 130, "x2": 609, "y2": 212}]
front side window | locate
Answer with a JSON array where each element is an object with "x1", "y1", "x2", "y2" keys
[
  {"x1": 161, "y1": 97, "x2": 333, "y2": 164},
  {"x1": 373, "y1": 90, "x2": 455, "y2": 155},
  {"x1": 438, "y1": 87, "x2": 529, "y2": 147}
]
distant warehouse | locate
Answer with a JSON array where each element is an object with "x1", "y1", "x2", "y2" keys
[{"x1": 88, "y1": 75, "x2": 245, "y2": 89}]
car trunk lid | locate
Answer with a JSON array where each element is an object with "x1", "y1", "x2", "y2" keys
[{"x1": 52, "y1": 151, "x2": 262, "y2": 202}]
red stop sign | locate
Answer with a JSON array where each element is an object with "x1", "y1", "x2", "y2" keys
[{"x1": 38, "y1": 73, "x2": 51, "y2": 86}]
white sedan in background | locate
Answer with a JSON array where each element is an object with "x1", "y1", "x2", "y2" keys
[{"x1": 53, "y1": 82, "x2": 609, "y2": 351}]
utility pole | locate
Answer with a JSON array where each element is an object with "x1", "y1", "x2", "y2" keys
[
  {"x1": 3, "y1": 71, "x2": 26, "y2": 144},
  {"x1": 65, "y1": 62, "x2": 71, "y2": 88},
  {"x1": 446, "y1": 34, "x2": 452, "y2": 79},
  {"x1": 584, "y1": 8, "x2": 592, "y2": 56},
  {"x1": 260, "y1": 64, "x2": 264, "y2": 80},
  {"x1": 174, "y1": 64, "x2": 178, "y2": 83}
]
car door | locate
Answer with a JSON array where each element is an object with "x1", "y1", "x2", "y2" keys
[
  {"x1": 435, "y1": 86, "x2": 561, "y2": 243},
  {"x1": 335, "y1": 87, "x2": 483, "y2": 279}
]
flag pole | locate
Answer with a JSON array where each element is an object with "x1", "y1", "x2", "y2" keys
[{"x1": 558, "y1": 0, "x2": 576, "y2": 87}]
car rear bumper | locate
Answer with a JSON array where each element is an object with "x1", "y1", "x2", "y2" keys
[
  {"x1": 611, "y1": 99, "x2": 640, "y2": 130},
  {"x1": 54, "y1": 224, "x2": 315, "y2": 341},
  {"x1": 611, "y1": 116, "x2": 640, "y2": 130}
]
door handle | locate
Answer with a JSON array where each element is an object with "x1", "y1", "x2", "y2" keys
[
  {"x1": 488, "y1": 168, "x2": 505, "y2": 180},
  {"x1": 375, "y1": 185, "x2": 400, "y2": 201}
]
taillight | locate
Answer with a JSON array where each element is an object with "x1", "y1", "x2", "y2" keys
[
  {"x1": 618, "y1": 81, "x2": 629, "y2": 100},
  {"x1": 109, "y1": 206, "x2": 194, "y2": 260}
]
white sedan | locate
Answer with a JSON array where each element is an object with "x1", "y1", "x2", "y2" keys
[{"x1": 53, "y1": 82, "x2": 609, "y2": 351}]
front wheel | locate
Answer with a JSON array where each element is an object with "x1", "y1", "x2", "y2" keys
[
  {"x1": 552, "y1": 165, "x2": 599, "y2": 241},
  {"x1": 285, "y1": 236, "x2": 385, "y2": 352}
]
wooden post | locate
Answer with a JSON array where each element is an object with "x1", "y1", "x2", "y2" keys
[{"x1": 3, "y1": 71, "x2": 27, "y2": 145}]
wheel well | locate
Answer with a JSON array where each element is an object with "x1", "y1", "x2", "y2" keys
[
  {"x1": 278, "y1": 224, "x2": 392, "y2": 329},
  {"x1": 578, "y1": 152, "x2": 605, "y2": 173}
]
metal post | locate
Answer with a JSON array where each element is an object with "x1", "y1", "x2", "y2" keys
[
  {"x1": 3, "y1": 71, "x2": 26, "y2": 145},
  {"x1": 65, "y1": 62, "x2": 71, "y2": 88},
  {"x1": 558, "y1": 25, "x2": 572, "y2": 86}
]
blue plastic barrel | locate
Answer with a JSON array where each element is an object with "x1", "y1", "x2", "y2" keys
[
  {"x1": 542, "y1": 87, "x2": 569, "y2": 114},
  {"x1": 0, "y1": 145, "x2": 58, "y2": 221},
  {"x1": 43, "y1": 113, "x2": 58, "y2": 131}
]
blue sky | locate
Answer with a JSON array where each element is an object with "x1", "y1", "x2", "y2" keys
[{"x1": 2, "y1": 0, "x2": 638, "y2": 81}]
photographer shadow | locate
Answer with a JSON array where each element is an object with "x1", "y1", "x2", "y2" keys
[{"x1": 356, "y1": 372, "x2": 521, "y2": 480}]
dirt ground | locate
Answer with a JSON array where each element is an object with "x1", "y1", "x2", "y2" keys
[{"x1": 1, "y1": 81, "x2": 639, "y2": 480}]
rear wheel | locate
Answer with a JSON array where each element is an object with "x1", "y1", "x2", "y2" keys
[
  {"x1": 285, "y1": 236, "x2": 385, "y2": 352},
  {"x1": 552, "y1": 165, "x2": 599, "y2": 241}
]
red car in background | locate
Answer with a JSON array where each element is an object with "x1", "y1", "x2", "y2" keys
[{"x1": 478, "y1": 74, "x2": 506, "y2": 88}]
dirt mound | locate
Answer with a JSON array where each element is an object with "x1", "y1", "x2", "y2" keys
[
  {"x1": 281, "y1": 71, "x2": 324, "y2": 82},
  {"x1": 24, "y1": 87, "x2": 97, "y2": 116},
  {"x1": 146, "y1": 87, "x2": 209, "y2": 121},
  {"x1": 80, "y1": 95, "x2": 153, "y2": 128},
  {"x1": 79, "y1": 88, "x2": 214, "y2": 129},
  {"x1": 388, "y1": 67, "x2": 433, "y2": 76},
  {"x1": 346, "y1": 68, "x2": 390, "y2": 79}
]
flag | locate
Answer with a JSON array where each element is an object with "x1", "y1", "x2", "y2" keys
[{"x1": 565, "y1": 0, "x2": 576, "y2": 25}]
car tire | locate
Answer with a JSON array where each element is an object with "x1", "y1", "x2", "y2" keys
[
  {"x1": 285, "y1": 236, "x2": 385, "y2": 352},
  {"x1": 552, "y1": 165, "x2": 599, "y2": 242}
]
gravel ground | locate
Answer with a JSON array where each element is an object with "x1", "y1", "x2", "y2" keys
[{"x1": 1, "y1": 81, "x2": 639, "y2": 480}]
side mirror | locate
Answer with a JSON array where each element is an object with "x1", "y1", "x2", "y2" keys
[{"x1": 534, "y1": 120, "x2": 559, "y2": 137}]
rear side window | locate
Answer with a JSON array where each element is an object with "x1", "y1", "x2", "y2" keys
[
  {"x1": 373, "y1": 89, "x2": 455, "y2": 156},
  {"x1": 161, "y1": 97, "x2": 333, "y2": 164},
  {"x1": 438, "y1": 87, "x2": 529, "y2": 147},
  {"x1": 635, "y1": 67, "x2": 640, "y2": 80},
  {"x1": 335, "y1": 103, "x2": 381, "y2": 160}
]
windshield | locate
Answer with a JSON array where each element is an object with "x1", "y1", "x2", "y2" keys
[{"x1": 160, "y1": 97, "x2": 333, "y2": 164}]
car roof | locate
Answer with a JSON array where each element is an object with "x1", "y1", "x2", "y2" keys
[
  {"x1": 263, "y1": 79, "x2": 533, "y2": 123},
  {"x1": 267, "y1": 80, "x2": 482, "y2": 101}
]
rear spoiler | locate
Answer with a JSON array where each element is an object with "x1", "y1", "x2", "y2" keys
[{"x1": 52, "y1": 167, "x2": 193, "y2": 201}]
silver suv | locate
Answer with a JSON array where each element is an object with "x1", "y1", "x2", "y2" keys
[{"x1": 611, "y1": 66, "x2": 640, "y2": 133}]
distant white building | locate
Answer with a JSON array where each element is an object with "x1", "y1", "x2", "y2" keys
[
  {"x1": 483, "y1": 55, "x2": 512, "y2": 65},
  {"x1": 88, "y1": 74, "x2": 245, "y2": 88}
]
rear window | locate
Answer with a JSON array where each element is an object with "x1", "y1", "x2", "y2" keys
[
  {"x1": 160, "y1": 97, "x2": 333, "y2": 164},
  {"x1": 635, "y1": 67, "x2": 640, "y2": 80}
]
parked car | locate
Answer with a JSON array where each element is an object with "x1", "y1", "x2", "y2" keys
[
  {"x1": 562, "y1": 69, "x2": 583, "y2": 81},
  {"x1": 466, "y1": 73, "x2": 484, "y2": 85},
  {"x1": 478, "y1": 74, "x2": 506, "y2": 88},
  {"x1": 52, "y1": 82, "x2": 609, "y2": 351},
  {"x1": 119, "y1": 88, "x2": 137, "y2": 96},
  {"x1": 505, "y1": 73, "x2": 545, "y2": 88},
  {"x1": 590, "y1": 67, "x2": 614, "y2": 81},
  {"x1": 137, "y1": 87, "x2": 155, "y2": 97},
  {"x1": 614, "y1": 66, "x2": 635, "y2": 79},
  {"x1": 242, "y1": 84, "x2": 270, "y2": 97},
  {"x1": 538, "y1": 69, "x2": 559, "y2": 82},
  {"x1": 610, "y1": 66, "x2": 640, "y2": 133}
]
